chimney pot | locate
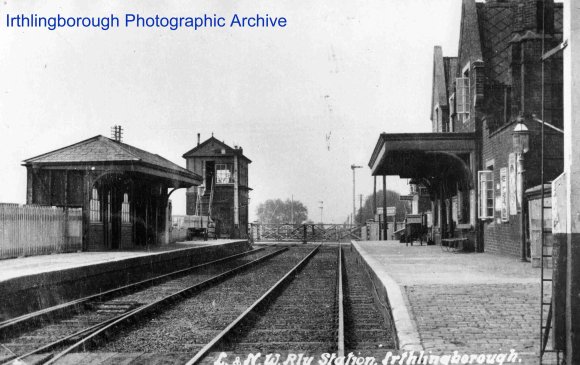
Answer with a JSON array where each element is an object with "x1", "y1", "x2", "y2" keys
[{"x1": 197, "y1": 133, "x2": 200, "y2": 146}]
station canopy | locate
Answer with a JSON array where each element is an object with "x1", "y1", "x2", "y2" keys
[{"x1": 368, "y1": 133, "x2": 476, "y2": 181}]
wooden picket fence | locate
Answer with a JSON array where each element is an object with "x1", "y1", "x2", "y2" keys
[{"x1": 0, "y1": 204, "x2": 83, "y2": 259}]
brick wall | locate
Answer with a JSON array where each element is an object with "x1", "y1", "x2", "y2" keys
[
  {"x1": 481, "y1": 122, "x2": 523, "y2": 256},
  {"x1": 481, "y1": 117, "x2": 563, "y2": 256}
]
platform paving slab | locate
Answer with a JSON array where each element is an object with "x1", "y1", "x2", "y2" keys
[{"x1": 353, "y1": 240, "x2": 553, "y2": 365}]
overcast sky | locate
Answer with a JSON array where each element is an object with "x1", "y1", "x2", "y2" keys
[{"x1": 0, "y1": 0, "x2": 462, "y2": 223}]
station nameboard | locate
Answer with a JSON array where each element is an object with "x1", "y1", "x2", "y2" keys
[
  {"x1": 399, "y1": 195, "x2": 414, "y2": 201},
  {"x1": 377, "y1": 207, "x2": 396, "y2": 216}
]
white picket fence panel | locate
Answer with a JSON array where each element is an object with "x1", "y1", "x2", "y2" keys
[{"x1": 0, "y1": 204, "x2": 82, "y2": 259}]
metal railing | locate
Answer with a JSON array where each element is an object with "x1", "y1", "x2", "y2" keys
[{"x1": 249, "y1": 223, "x2": 361, "y2": 243}]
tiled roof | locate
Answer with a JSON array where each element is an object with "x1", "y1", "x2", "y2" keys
[
  {"x1": 24, "y1": 135, "x2": 193, "y2": 176},
  {"x1": 476, "y1": 2, "x2": 563, "y2": 86},
  {"x1": 182, "y1": 136, "x2": 252, "y2": 162},
  {"x1": 478, "y1": 3, "x2": 514, "y2": 85}
]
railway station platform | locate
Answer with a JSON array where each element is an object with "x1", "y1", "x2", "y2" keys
[
  {"x1": 353, "y1": 240, "x2": 545, "y2": 364},
  {"x1": 0, "y1": 239, "x2": 251, "y2": 320}
]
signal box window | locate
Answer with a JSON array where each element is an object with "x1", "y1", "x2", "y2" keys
[{"x1": 216, "y1": 164, "x2": 233, "y2": 184}]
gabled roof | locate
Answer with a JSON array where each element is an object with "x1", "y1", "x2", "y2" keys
[
  {"x1": 459, "y1": 1, "x2": 563, "y2": 86},
  {"x1": 182, "y1": 136, "x2": 252, "y2": 163},
  {"x1": 431, "y1": 46, "x2": 450, "y2": 121},
  {"x1": 23, "y1": 135, "x2": 199, "y2": 184},
  {"x1": 457, "y1": 0, "x2": 483, "y2": 74}
]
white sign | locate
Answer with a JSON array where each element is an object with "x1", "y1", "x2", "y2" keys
[
  {"x1": 500, "y1": 167, "x2": 509, "y2": 222},
  {"x1": 508, "y1": 153, "x2": 517, "y2": 215},
  {"x1": 377, "y1": 207, "x2": 396, "y2": 216}
]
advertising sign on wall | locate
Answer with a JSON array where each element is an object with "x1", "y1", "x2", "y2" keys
[
  {"x1": 508, "y1": 153, "x2": 517, "y2": 214},
  {"x1": 500, "y1": 167, "x2": 509, "y2": 222}
]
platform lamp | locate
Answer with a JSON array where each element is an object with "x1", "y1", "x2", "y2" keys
[{"x1": 513, "y1": 117, "x2": 530, "y2": 262}]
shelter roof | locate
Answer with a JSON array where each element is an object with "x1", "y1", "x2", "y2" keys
[
  {"x1": 23, "y1": 135, "x2": 201, "y2": 187},
  {"x1": 182, "y1": 136, "x2": 252, "y2": 163}
]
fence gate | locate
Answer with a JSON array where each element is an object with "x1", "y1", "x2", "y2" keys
[{"x1": 249, "y1": 223, "x2": 361, "y2": 243}]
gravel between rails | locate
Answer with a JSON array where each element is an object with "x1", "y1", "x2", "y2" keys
[
  {"x1": 0, "y1": 247, "x2": 279, "y2": 360},
  {"x1": 214, "y1": 246, "x2": 339, "y2": 354},
  {"x1": 343, "y1": 245, "x2": 396, "y2": 355},
  {"x1": 94, "y1": 246, "x2": 314, "y2": 353}
]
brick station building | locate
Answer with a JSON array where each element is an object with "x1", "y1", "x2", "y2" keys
[{"x1": 369, "y1": 0, "x2": 564, "y2": 257}]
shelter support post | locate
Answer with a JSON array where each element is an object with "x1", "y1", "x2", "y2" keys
[{"x1": 382, "y1": 175, "x2": 387, "y2": 240}]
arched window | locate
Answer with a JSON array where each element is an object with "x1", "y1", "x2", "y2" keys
[
  {"x1": 122, "y1": 193, "x2": 131, "y2": 224},
  {"x1": 90, "y1": 188, "x2": 101, "y2": 222}
]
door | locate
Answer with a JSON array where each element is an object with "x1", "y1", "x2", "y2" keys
[
  {"x1": 205, "y1": 161, "x2": 215, "y2": 190},
  {"x1": 103, "y1": 187, "x2": 122, "y2": 249}
]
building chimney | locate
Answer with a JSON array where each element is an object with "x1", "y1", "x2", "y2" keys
[
  {"x1": 197, "y1": 133, "x2": 200, "y2": 146},
  {"x1": 515, "y1": 0, "x2": 554, "y2": 34}
]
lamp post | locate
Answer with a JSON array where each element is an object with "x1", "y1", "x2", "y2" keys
[
  {"x1": 513, "y1": 118, "x2": 530, "y2": 262},
  {"x1": 319, "y1": 201, "x2": 324, "y2": 224},
  {"x1": 351, "y1": 164, "x2": 362, "y2": 225}
]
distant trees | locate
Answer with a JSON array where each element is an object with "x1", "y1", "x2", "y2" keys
[
  {"x1": 256, "y1": 199, "x2": 308, "y2": 224},
  {"x1": 354, "y1": 189, "x2": 410, "y2": 224}
]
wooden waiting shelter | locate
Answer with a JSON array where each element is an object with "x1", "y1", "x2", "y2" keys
[{"x1": 23, "y1": 135, "x2": 202, "y2": 251}]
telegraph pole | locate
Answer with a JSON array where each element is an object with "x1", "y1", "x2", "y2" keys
[
  {"x1": 351, "y1": 164, "x2": 362, "y2": 225},
  {"x1": 319, "y1": 201, "x2": 324, "y2": 224},
  {"x1": 359, "y1": 194, "x2": 363, "y2": 225}
]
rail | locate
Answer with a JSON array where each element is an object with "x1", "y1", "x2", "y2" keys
[
  {"x1": 337, "y1": 243, "x2": 345, "y2": 357},
  {"x1": 3, "y1": 248, "x2": 287, "y2": 365},
  {"x1": 0, "y1": 248, "x2": 266, "y2": 339},
  {"x1": 185, "y1": 244, "x2": 321, "y2": 365}
]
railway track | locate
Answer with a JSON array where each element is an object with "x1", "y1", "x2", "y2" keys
[
  {"x1": 0, "y1": 246, "x2": 287, "y2": 364},
  {"x1": 1, "y1": 244, "x2": 397, "y2": 365}
]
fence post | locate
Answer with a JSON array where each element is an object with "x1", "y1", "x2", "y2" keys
[{"x1": 303, "y1": 224, "x2": 307, "y2": 244}]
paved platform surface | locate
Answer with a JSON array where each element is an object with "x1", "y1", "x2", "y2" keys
[
  {"x1": 355, "y1": 240, "x2": 555, "y2": 365},
  {"x1": 0, "y1": 240, "x2": 241, "y2": 283}
]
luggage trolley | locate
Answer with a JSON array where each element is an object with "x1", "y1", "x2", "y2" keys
[{"x1": 402, "y1": 214, "x2": 428, "y2": 246}]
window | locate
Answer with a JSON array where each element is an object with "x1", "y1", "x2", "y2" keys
[
  {"x1": 478, "y1": 171, "x2": 494, "y2": 219},
  {"x1": 121, "y1": 193, "x2": 131, "y2": 224},
  {"x1": 216, "y1": 164, "x2": 233, "y2": 184},
  {"x1": 456, "y1": 77, "x2": 470, "y2": 123},
  {"x1": 90, "y1": 188, "x2": 101, "y2": 222}
]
